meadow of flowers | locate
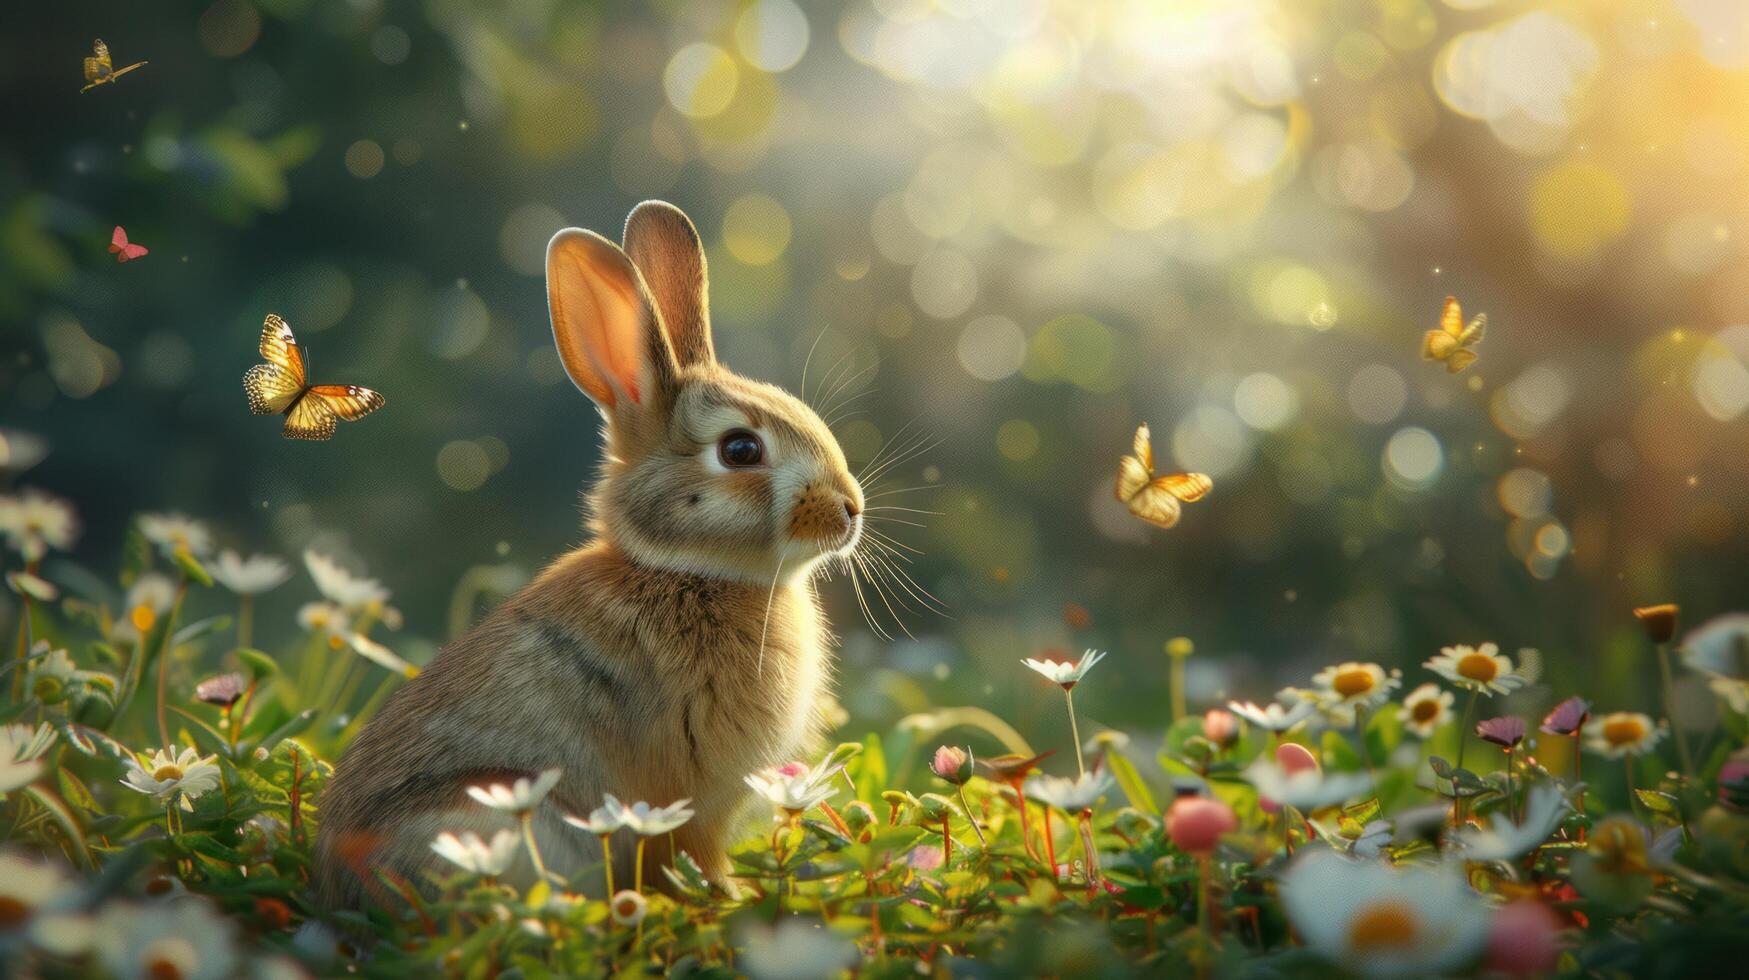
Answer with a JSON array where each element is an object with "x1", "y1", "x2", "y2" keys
[{"x1": 4, "y1": 485, "x2": 1749, "y2": 978}]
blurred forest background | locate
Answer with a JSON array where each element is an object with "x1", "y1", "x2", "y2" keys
[{"x1": 4, "y1": 0, "x2": 1749, "y2": 747}]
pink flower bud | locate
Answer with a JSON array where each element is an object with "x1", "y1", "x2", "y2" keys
[
  {"x1": 1165, "y1": 797, "x2": 1237, "y2": 855},
  {"x1": 1202, "y1": 709, "x2": 1239, "y2": 747},
  {"x1": 1276, "y1": 741, "x2": 1320, "y2": 774},
  {"x1": 1485, "y1": 901, "x2": 1563, "y2": 976},
  {"x1": 930, "y1": 745, "x2": 973, "y2": 785}
]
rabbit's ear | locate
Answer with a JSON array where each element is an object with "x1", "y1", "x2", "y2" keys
[
  {"x1": 623, "y1": 201, "x2": 714, "y2": 369},
  {"x1": 546, "y1": 227, "x2": 679, "y2": 410}
]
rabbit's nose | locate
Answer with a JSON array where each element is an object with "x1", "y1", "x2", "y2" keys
[{"x1": 844, "y1": 499, "x2": 861, "y2": 520}]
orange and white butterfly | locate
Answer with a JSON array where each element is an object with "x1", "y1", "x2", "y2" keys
[
  {"x1": 109, "y1": 226, "x2": 147, "y2": 263},
  {"x1": 243, "y1": 314, "x2": 384, "y2": 441},
  {"x1": 1423, "y1": 295, "x2": 1485, "y2": 373},
  {"x1": 80, "y1": 39, "x2": 147, "y2": 94},
  {"x1": 1115, "y1": 423, "x2": 1213, "y2": 530}
]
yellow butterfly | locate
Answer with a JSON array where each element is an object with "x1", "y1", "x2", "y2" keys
[
  {"x1": 1423, "y1": 295, "x2": 1485, "y2": 373},
  {"x1": 81, "y1": 39, "x2": 147, "y2": 94},
  {"x1": 243, "y1": 314, "x2": 384, "y2": 441},
  {"x1": 1115, "y1": 424, "x2": 1212, "y2": 529}
]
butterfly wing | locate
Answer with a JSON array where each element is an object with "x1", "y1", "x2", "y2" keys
[
  {"x1": 258, "y1": 315, "x2": 308, "y2": 387},
  {"x1": 1444, "y1": 348, "x2": 1478, "y2": 373},
  {"x1": 1116, "y1": 454, "x2": 1151, "y2": 503},
  {"x1": 1458, "y1": 312, "x2": 1486, "y2": 347},
  {"x1": 1423, "y1": 329, "x2": 1457, "y2": 361},
  {"x1": 1155, "y1": 472, "x2": 1213, "y2": 502},
  {"x1": 304, "y1": 384, "x2": 384, "y2": 422},
  {"x1": 282, "y1": 395, "x2": 338, "y2": 441},
  {"x1": 243, "y1": 364, "x2": 304, "y2": 416},
  {"x1": 109, "y1": 227, "x2": 127, "y2": 254},
  {"x1": 119, "y1": 243, "x2": 147, "y2": 261},
  {"x1": 1440, "y1": 296, "x2": 1465, "y2": 338},
  {"x1": 1125, "y1": 485, "x2": 1183, "y2": 529},
  {"x1": 1132, "y1": 423, "x2": 1154, "y2": 474}
]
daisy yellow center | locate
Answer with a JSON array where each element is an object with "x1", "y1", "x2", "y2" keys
[
  {"x1": 1332, "y1": 669, "x2": 1376, "y2": 699},
  {"x1": 152, "y1": 764, "x2": 184, "y2": 782},
  {"x1": 146, "y1": 954, "x2": 186, "y2": 980},
  {"x1": 1347, "y1": 902, "x2": 1420, "y2": 951},
  {"x1": 131, "y1": 605, "x2": 156, "y2": 632},
  {"x1": 0, "y1": 895, "x2": 30, "y2": 927},
  {"x1": 1456, "y1": 653, "x2": 1499, "y2": 682},
  {"x1": 1604, "y1": 718, "x2": 1647, "y2": 746},
  {"x1": 1411, "y1": 699, "x2": 1441, "y2": 723},
  {"x1": 613, "y1": 896, "x2": 641, "y2": 918}
]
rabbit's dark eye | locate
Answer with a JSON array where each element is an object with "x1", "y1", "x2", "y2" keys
[{"x1": 718, "y1": 430, "x2": 765, "y2": 468}]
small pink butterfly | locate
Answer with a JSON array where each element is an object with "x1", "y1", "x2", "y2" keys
[{"x1": 109, "y1": 225, "x2": 148, "y2": 263}]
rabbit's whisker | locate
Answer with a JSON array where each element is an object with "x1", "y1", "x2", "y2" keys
[
  {"x1": 755, "y1": 553, "x2": 788, "y2": 679},
  {"x1": 859, "y1": 433, "x2": 941, "y2": 488},
  {"x1": 822, "y1": 388, "x2": 878, "y2": 428},
  {"x1": 865, "y1": 505, "x2": 943, "y2": 516},
  {"x1": 855, "y1": 416, "x2": 920, "y2": 479},
  {"x1": 864, "y1": 526, "x2": 923, "y2": 559},
  {"x1": 852, "y1": 550, "x2": 916, "y2": 640},
  {"x1": 862, "y1": 485, "x2": 937, "y2": 501},
  {"x1": 864, "y1": 514, "x2": 927, "y2": 530},
  {"x1": 845, "y1": 560, "x2": 892, "y2": 642},
  {"x1": 808, "y1": 347, "x2": 857, "y2": 409},
  {"x1": 818, "y1": 361, "x2": 877, "y2": 422},
  {"x1": 861, "y1": 545, "x2": 949, "y2": 617},
  {"x1": 798, "y1": 327, "x2": 829, "y2": 404}
]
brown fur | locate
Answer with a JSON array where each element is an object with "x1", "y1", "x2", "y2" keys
[{"x1": 313, "y1": 202, "x2": 861, "y2": 910}]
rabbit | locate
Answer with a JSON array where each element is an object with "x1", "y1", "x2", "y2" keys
[{"x1": 312, "y1": 201, "x2": 864, "y2": 911}]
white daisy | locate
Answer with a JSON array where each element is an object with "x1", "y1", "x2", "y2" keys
[
  {"x1": 121, "y1": 746, "x2": 222, "y2": 812},
  {"x1": 137, "y1": 512, "x2": 213, "y2": 559},
  {"x1": 0, "y1": 850, "x2": 77, "y2": 948},
  {"x1": 1678, "y1": 613, "x2": 1749, "y2": 713},
  {"x1": 295, "y1": 600, "x2": 348, "y2": 633},
  {"x1": 1227, "y1": 698, "x2": 1317, "y2": 733},
  {"x1": 210, "y1": 551, "x2": 291, "y2": 595},
  {"x1": 1423, "y1": 643, "x2": 1533, "y2": 697},
  {"x1": 563, "y1": 799, "x2": 628, "y2": 836},
  {"x1": 346, "y1": 632, "x2": 418, "y2": 678},
  {"x1": 1244, "y1": 759, "x2": 1372, "y2": 812},
  {"x1": 1310, "y1": 662, "x2": 1402, "y2": 710},
  {"x1": 1454, "y1": 783, "x2": 1571, "y2": 862},
  {"x1": 1020, "y1": 648, "x2": 1107, "y2": 690},
  {"x1": 0, "y1": 488, "x2": 79, "y2": 561},
  {"x1": 1281, "y1": 850, "x2": 1489, "y2": 978},
  {"x1": 304, "y1": 550, "x2": 390, "y2": 610},
  {"x1": 430, "y1": 829, "x2": 520, "y2": 876},
  {"x1": 744, "y1": 763, "x2": 846, "y2": 814},
  {"x1": 112, "y1": 573, "x2": 176, "y2": 644},
  {"x1": 1584, "y1": 712, "x2": 1665, "y2": 759},
  {"x1": 1022, "y1": 769, "x2": 1116, "y2": 811},
  {"x1": 1, "y1": 722, "x2": 56, "y2": 794},
  {"x1": 620, "y1": 798, "x2": 695, "y2": 836},
  {"x1": 1396, "y1": 683, "x2": 1455, "y2": 738},
  {"x1": 94, "y1": 899, "x2": 238, "y2": 980},
  {"x1": 608, "y1": 889, "x2": 647, "y2": 926},
  {"x1": 466, "y1": 769, "x2": 562, "y2": 815}
]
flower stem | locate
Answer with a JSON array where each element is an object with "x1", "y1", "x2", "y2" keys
[
  {"x1": 237, "y1": 594, "x2": 254, "y2": 650},
  {"x1": 154, "y1": 576, "x2": 190, "y2": 747},
  {"x1": 635, "y1": 836, "x2": 647, "y2": 895},
  {"x1": 1571, "y1": 729, "x2": 1586, "y2": 843},
  {"x1": 1196, "y1": 853, "x2": 1213, "y2": 972},
  {"x1": 1353, "y1": 703, "x2": 1374, "y2": 777},
  {"x1": 1504, "y1": 746, "x2": 1515, "y2": 822},
  {"x1": 1009, "y1": 784, "x2": 1037, "y2": 861},
  {"x1": 1041, "y1": 805, "x2": 1058, "y2": 879},
  {"x1": 941, "y1": 817, "x2": 952, "y2": 867},
  {"x1": 1170, "y1": 655, "x2": 1187, "y2": 723},
  {"x1": 1453, "y1": 689, "x2": 1479, "y2": 825},
  {"x1": 957, "y1": 786, "x2": 987, "y2": 846},
  {"x1": 599, "y1": 834, "x2": 615, "y2": 896},
  {"x1": 1077, "y1": 808, "x2": 1101, "y2": 891},
  {"x1": 1624, "y1": 756, "x2": 1638, "y2": 815},
  {"x1": 521, "y1": 812, "x2": 550, "y2": 883},
  {"x1": 10, "y1": 593, "x2": 32, "y2": 702},
  {"x1": 1657, "y1": 642, "x2": 1694, "y2": 777},
  {"x1": 1065, "y1": 688, "x2": 1085, "y2": 779}
]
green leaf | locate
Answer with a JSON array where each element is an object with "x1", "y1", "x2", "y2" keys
[
  {"x1": 1321, "y1": 730, "x2": 1361, "y2": 772},
  {"x1": 254, "y1": 709, "x2": 317, "y2": 753},
  {"x1": 234, "y1": 648, "x2": 277, "y2": 680},
  {"x1": 855, "y1": 732, "x2": 887, "y2": 801},
  {"x1": 25, "y1": 786, "x2": 95, "y2": 869},
  {"x1": 823, "y1": 741, "x2": 864, "y2": 771},
  {"x1": 1105, "y1": 750, "x2": 1157, "y2": 813},
  {"x1": 1635, "y1": 789, "x2": 1679, "y2": 815},
  {"x1": 53, "y1": 719, "x2": 133, "y2": 761},
  {"x1": 179, "y1": 832, "x2": 250, "y2": 865},
  {"x1": 58, "y1": 765, "x2": 98, "y2": 813},
  {"x1": 173, "y1": 550, "x2": 213, "y2": 588},
  {"x1": 171, "y1": 707, "x2": 234, "y2": 759},
  {"x1": 173, "y1": 614, "x2": 231, "y2": 646},
  {"x1": 120, "y1": 522, "x2": 151, "y2": 588}
]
